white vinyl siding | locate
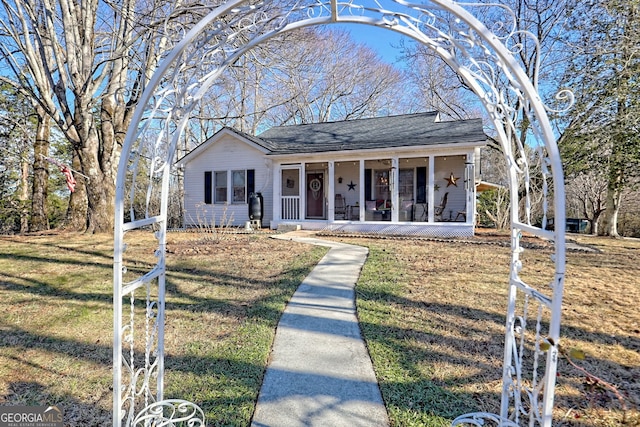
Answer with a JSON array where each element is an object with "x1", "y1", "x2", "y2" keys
[{"x1": 182, "y1": 132, "x2": 273, "y2": 227}]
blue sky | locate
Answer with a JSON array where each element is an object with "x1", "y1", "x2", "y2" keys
[{"x1": 333, "y1": 23, "x2": 410, "y2": 65}]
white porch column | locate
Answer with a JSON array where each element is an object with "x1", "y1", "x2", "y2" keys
[
  {"x1": 328, "y1": 161, "x2": 335, "y2": 221},
  {"x1": 428, "y1": 156, "x2": 435, "y2": 222},
  {"x1": 391, "y1": 157, "x2": 399, "y2": 222},
  {"x1": 359, "y1": 160, "x2": 365, "y2": 220},
  {"x1": 467, "y1": 149, "x2": 479, "y2": 225},
  {"x1": 300, "y1": 162, "x2": 306, "y2": 220},
  {"x1": 273, "y1": 162, "x2": 281, "y2": 224}
]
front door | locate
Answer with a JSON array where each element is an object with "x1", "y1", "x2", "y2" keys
[{"x1": 306, "y1": 172, "x2": 325, "y2": 218}]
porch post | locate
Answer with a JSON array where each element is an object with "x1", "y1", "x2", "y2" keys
[
  {"x1": 328, "y1": 161, "x2": 335, "y2": 221},
  {"x1": 472, "y1": 147, "x2": 481, "y2": 225},
  {"x1": 300, "y1": 162, "x2": 306, "y2": 220},
  {"x1": 273, "y1": 163, "x2": 281, "y2": 224},
  {"x1": 465, "y1": 151, "x2": 476, "y2": 225},
  {"x1": 359, "y1": 160, "x2": 365, "y2": 220},
  {"x1": 391, "y1": 157, "x2": 399, "y2": 222},
  {"x1": 428, "y1": 156, "x2": 435, "y2": 222}
]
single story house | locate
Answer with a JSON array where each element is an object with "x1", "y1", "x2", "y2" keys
[{"x1": 176, "y1": 111, "x2": 488, "y2": 237}]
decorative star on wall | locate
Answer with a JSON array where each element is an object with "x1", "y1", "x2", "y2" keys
[
  {"x1": 348, "y1": 181, "x2": 357, "y2": 191},
  {"x1": 434, "y1": 184, "x2": 440, "y2": 192},
  {"x1": 445, "y1": 172, "x2": 460, "y2": 187}
]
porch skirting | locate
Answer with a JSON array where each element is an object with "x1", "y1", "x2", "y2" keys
[{"x1": 272, "y1": 220, "x2": 474, "y2": 238}]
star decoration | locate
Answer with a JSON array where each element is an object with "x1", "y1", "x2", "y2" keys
[
  {"x1": 347, "y1": 181, "x2": 357, "y2": 191},
  {"x1": 434, "y1": 184, "x2": 440, "y2": 192},
  {"x1": 445, "y1": 172, "x2": 460, "y2": 187}
]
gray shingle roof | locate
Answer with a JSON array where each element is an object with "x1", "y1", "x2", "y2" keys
[{"x1": 257, "y1": 112, "x2": 486, "y2": 154}]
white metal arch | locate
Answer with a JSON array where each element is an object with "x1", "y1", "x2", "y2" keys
[{"x1": 113, "y1": 1, "x2": 568, "y2": 426}]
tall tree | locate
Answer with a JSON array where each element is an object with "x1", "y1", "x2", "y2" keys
[
  {"x1": 183, "y1": 26, "x2": 412, "y2": 145},
  {"x1": 560, "y1": 0, "x2": 640, "y2": 237},
  {"x1": 0, "y1": 85, "x2": 36, "y2": 233},
  {"x1": 399, "y1": 1, "x2": 572, "y2": 227},
  {"x1": 30, "y1": 104, "x2": 51, "y2": 231},
  {"x1": 565, "y1": 169, "x2": 607, "y2": 235},
  {"x1": 399, "y1": 40, "x2": 480, "y2": 121},
  {"x1": 0, "y1": 0, "x2": 191, "y2": 232},
  {"x1": 252, "y1": 27, "x2": 410, "y2": 127}
]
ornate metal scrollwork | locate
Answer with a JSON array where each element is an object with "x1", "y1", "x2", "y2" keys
[
  {"x1": 114, "y1": 1, "x2": 567, "y2": 426},
  {"x1": 452, "y1": 411, "x2": 520, "y2": 427},
  {"x1": 132, "y1": 399, "x2": 206, "y2": 427}
]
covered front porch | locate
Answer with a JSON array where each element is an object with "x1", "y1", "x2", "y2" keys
[{"x1": 271, "y1": 151, "x2": 479, "y2": 237}]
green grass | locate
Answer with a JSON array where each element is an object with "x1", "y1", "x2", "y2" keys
[
  {"x1": 0, "y1": 231, "x2": 326, "y2": 426},
  {"x1": 1, "y1": 231, "x2": 638, "y2": 426},
  {"x1": 337, "y1": 234, "x2": 640, "y2": 427},
  {"x1": 162, "y1": 251, "x2": 325, "y2": 425},
  {"x1": 356, "y1": 245, "x2": 479, "y2": 426}
]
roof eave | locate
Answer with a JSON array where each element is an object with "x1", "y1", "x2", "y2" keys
[
  {"x1": 265, "y1": 139, "x2": 488, "y2": 158},
  {"x1": 176, "y1": 127, "x2": 272, "y2": 167}
]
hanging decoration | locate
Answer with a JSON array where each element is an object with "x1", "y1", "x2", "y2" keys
[
  {"x1": 445, "y1": 172, "x2": 460, "y2": 187},
  {"x1": 309, "y1": 178, "x2": 322, "y2": 200},
  {"x1": 348, "y1": 181, "x2": 356, "y2": 191}
]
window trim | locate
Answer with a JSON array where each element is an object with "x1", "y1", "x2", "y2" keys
[
  {"x1": 212, "y1": 169, "x2": 255, "y2": 204},
  {"x1": 214, "y1": 170, "x2": 228, "y2": 204},
  {"x1": 231, "y1": 169, "x2": 246, "y2": 204}
]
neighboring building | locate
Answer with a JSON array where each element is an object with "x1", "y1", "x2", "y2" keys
[{"x1": 176, "y1": 111, "x2": 488, "y2": 237}]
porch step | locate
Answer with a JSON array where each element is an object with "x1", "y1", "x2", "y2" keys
[{"x1": 277, "y1": 224, "x2": 302, "y2": 232}]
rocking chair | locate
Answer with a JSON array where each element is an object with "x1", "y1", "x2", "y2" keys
[
  {"x1": 434, "y1": 192, "x2": 449, "y2": 221},
  {"x1": 335, "y1": 194, "x2": 347, "y2": 219}
]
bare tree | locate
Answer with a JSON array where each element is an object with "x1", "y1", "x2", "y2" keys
[
  {"x1": 209, "y1": 27, "x2": 411, "y2": 129},
  {"x1": 0, "y1": 85, "x2": 36, "y2": 233},
  {"x1": 177, "y1": 25, "x2": 413, "y2": 152},
  {"x1": 565, "y1": 170, "x2": 607, "y2": 235},
  {"x1": 0, "y1": 0, "x2": 197, "y2": 232},
  {"x1": 30, "y1": 105, "x2": 51, "y2": 231},
  {"x1": 400, "y1": 41, "x2": 481, "y2": 120},
  {"x1": 560, "y1": 0, "x2": 640, "y2": 237}
]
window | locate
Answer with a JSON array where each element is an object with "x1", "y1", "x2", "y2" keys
[
  {"x1": 399, "y1": 169, "x2": 413, "y2": 200},
  {"x1": 213, "y1": 169, "x2": 255, "y2": 203},
  {"x1": 232, "y1": 170, "x2": 246, "y2": 203},
  {"x1": 214, "y1": 171, "x2": 227, "y2": 203},
  {"x1": 374, "y1": 169, "x2": 390, "y2": 200}
]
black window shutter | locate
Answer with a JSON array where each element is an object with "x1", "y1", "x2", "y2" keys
[
  {"x1": 204, "y1": 171, "x2": 212, "y2": 204},
  {"x1": 364, "y1": 168, "x2": 372, "y2": 200},
  {"x1": 416, "y1": 167, "x2": 426, "y2": 203},
  {"x1": 247, "y1": 169, "x2": 255, "y2": 202}
]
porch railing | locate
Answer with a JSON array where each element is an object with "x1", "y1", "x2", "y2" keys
[{"x1": 281, "y1": 196, "x2": 300, "y2": 220}]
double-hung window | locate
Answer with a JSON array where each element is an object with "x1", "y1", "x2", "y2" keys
[
  {"x1": 205, "y1": 169, "x2": 255, "y2": 204},
  {"x1": 232, "y1": 170, "x2": 246, "y2": 203},
  {"x1": 214, "y1": 171, "x2": 227, "y2": 203}
]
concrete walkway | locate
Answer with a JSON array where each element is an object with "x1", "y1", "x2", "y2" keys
[{"x1": 251, "y1": 233, "x2": 389, "y2": 427}]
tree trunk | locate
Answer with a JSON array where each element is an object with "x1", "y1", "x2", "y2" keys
[
  {"x1": 19, "y1": 157, "x2": 29, "y2": 233},
  {"x1": 79, "y1": 134, "x2": 115, "y2": 234},
  {"x1": 602, "y1": 161, "x2": 623, "y2": 237},
  {"x1": 591, "y1": 211, "x2": 602, "y2": 235},
  {"x1": 64, "y1": 152, "x2": 88, "y2": 231},
  {"x1": 603, "y1": 182, "x2": 622, "y2": 237},
  {"x1": 30, "y1": 111, "x2": 51, "y2": 232}
]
